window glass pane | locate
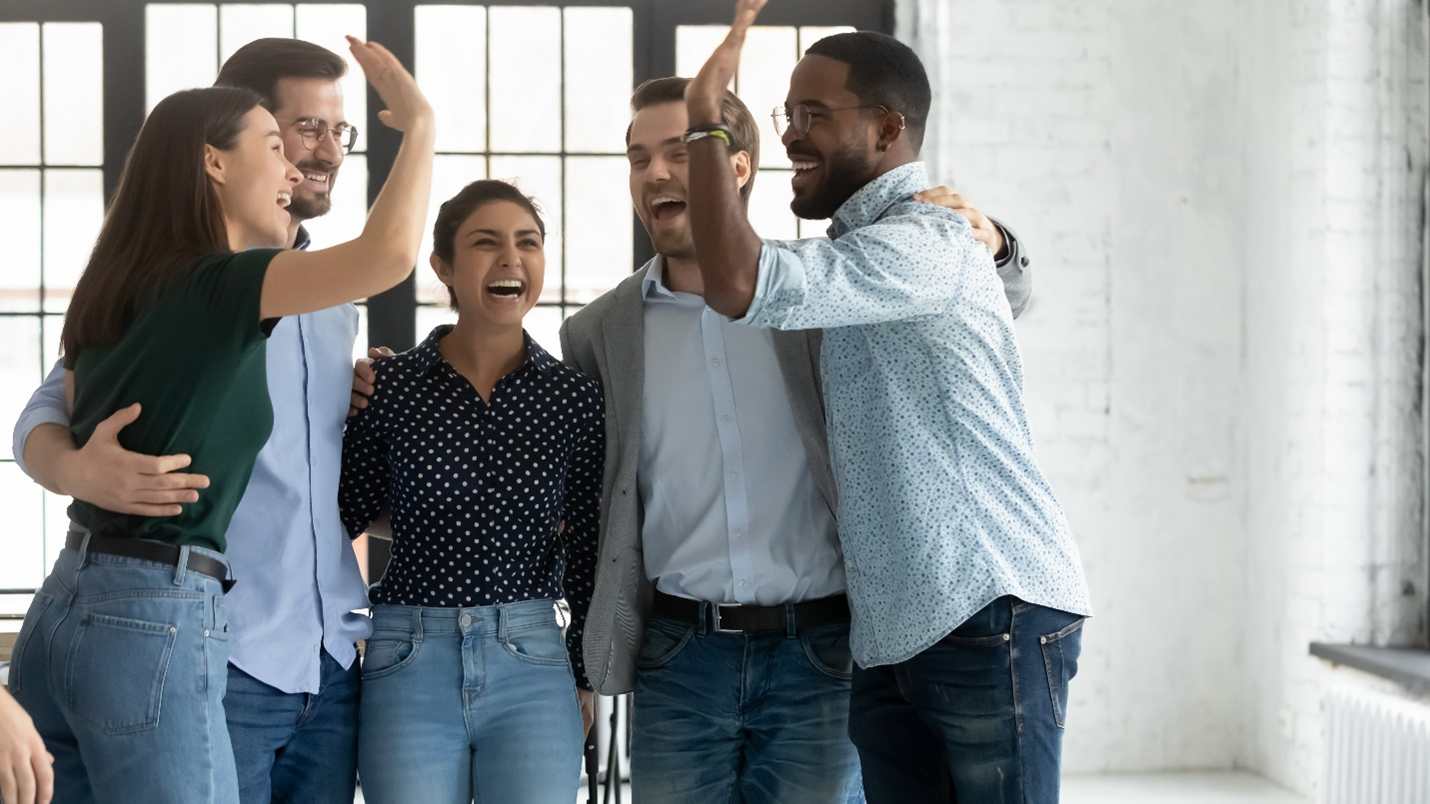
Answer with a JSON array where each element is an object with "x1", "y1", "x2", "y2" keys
[
  {"x1": 146, "y1": 4, "x2": 219, "y2": 113},
  {"x1": 799, "y1": 25, "x2": 856, "y2": 54},
  {"x1": 563, "y1": 7, "x2": 631, "y2": 155},
  {"x1": 42, "y1": 23, "x2": 105, "y2": 168},
  {"x1": 302, "y1": 152, "x2": 367, "y2": 246},
  {"x1": 0, "y1": 171, "x2": 41, "y2": 312},
  {"x1": 675, "y1": 26, "x2": 727, "y2": 85},
  {"x1": 525, "y1": 306, "x2": 563, "y2": 360},
  {"x1": 415, "y1": 5, "x2": 486, "y2": 154},
  {"x1": 798, "y1": 216, "x2": 830, "y2": 239},
  {"x1": 0, "y1": 318, "x2": 42, "y2": 463},
  {"x1": 296, "y1": 3, "x2": 367, "y2": 147},
  {"x1": 736, "y1": 27, "x2": 797, "y2": 170},
  {"x1": 415, "y1": 305, "x2": 457, "y2": 344},
  {"x1": 564, "y1": 156, "x2": 631, "y2": 303},
  {"x1": 0, "y1": 24, "x2": 41, "y2": 166},
  {"x1": 42, "y1": 169, "x2": 104, "y2": 313},
  {"x1": 0, "y1": 463, "x2": 45, "y2": 589},
  {"x1": 219, "y1": 4, "x2": 295, "y2": 65},
  {"x1": 418, "y1": 155, "x2": 489, "y2": 304},
  {"x1": 489, "y1": 155, "x2": 562, "y2": 303},
  {"x1": 489, "y1": 6, "x2": 560, "y2": 154},
  {"x1": 748, "y1": 168, "x2": 799, "y2": 241}
]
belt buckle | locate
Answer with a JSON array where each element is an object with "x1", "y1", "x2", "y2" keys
[{"x1": 710, "y1": 603, "x2": 742, "y2": 633}]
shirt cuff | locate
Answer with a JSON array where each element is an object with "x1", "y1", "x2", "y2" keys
[
  {"x1": 742, "y1": 243, "x2": 807, "y2": 328},
  {"x1": 13, "y1": 408, "x2": 70, "y2": 477}
]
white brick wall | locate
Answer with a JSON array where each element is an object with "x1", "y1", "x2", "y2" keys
[{"x1": 900, "y1": 0, "x2": 1428, "y2": 796}]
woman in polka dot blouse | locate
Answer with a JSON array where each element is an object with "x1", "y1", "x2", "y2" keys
[{"x1": 338, "y1": 180, "x2": 604, "y2": 804}]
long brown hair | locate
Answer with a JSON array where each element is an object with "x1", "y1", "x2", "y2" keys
[{"x1": 60, "y1": 86, "x2": 262, "y2": 358}]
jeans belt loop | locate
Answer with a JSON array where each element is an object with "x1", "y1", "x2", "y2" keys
[
  {"x1": 173, "y1": 545, "x2": 191, "y2": 587},
  {"x1": 410, "y1": 606, "x2": 424, "y2": 643},
  {"x1": 785, "y1": 602, "x2": 797, "y2": 639},
  {"x1": 696, "y1": 602, "x2": 711, "y2": 636},
  {"x1": 497, "y1": 604, "x2": 509, "y2": 643}
]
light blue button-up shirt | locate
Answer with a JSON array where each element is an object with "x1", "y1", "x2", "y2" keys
[
  {"x1": 638, "y1": 258, "x2": 845, "y2": 606},
  {"x1": 742, "y1": 162, "x2": 1092, "y2": 667},
  {"x1": 12, "y1": 230, "x2": 372, "y2": 694}
]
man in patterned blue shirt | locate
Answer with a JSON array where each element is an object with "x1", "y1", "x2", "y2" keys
[{"x1": 683, "y1": 3, "x2": 1094, "y2": 803}]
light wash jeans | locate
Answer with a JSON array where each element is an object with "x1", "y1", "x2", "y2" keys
[
  {"x1": 7, "y1": 539, "x2": 237, "y2": 804},
  {"x1": 630, "y1": 613, "x2": 864, "y2": 804},
  {"x1": 357, "y1": 600, "x2": 584, "y2": 804}
]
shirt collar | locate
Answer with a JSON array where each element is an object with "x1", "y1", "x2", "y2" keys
[
  {"x1": 412, "y1": 324, "x2": 559, "y2": 381},
  {"x1": 640, "y1": 255, "x2": 676, "y2": 300},
  {"x1": 828, "y1": 161, "x2": 931, "y2": 238},
  {"x1": 293, "y1": 224, "x2": 312, "y2": 251}
]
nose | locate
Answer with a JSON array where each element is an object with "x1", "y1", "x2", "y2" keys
[
  {"x1": 647, "y1": 154, "x2": 672, "y2": 183},
  {"x1": 780, "y1": 125, "x2": 798, "y2": 148},
  {"x1": 499, "y1": 241, "x2": 522, "y2": 267},
  {"x1": 316, "y1": 131, "x2": 345, "y2": 167},
  {"x1": 283, "y1": 155, "x2": 302, "y2": 186}
]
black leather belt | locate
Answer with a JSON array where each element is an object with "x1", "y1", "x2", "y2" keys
[
  {"x1": 652, "y1": 590, "x2": 849, "y2": 634},
  {"x1": 68, "y1": 531, "x2": 235, "y2": 592}
]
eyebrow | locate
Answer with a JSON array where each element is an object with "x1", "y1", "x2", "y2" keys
[
  {"x1": 465, "y1": 228, "x2": 543, "y2": 238},
  {"x1": 626, "y1": 135, "x2": 687, "y2": 155},
  {"x1": 267, "y1": 130, "x2": 283, "y2": 138}
]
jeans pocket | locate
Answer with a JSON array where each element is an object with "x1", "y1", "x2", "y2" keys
[
  {"x1": 65, "y1": 611, "x2": 178, "y2": 735},
  {"x1": 501, "y1": 623, "x2": 570, "y2": 667},
  {"x1": 361, "y1": 634, "x2": 419, "y2": 680},
  {"x1": 7, "y1": 591, "x2": 53, "y2": 695},
  {"x1": 1039, "y1": 617, "x2": 1085, "y2": 728},
  {"x1": 799, "y1": 624, "x2": 853, "y2": 681},
  {"x1": 634, "y1": 618, "x2": 694, "y2": 671}
]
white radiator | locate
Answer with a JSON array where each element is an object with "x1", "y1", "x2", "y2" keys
[{"x1": 1325, "y1": 684, "x2": 1430, "y2": 804}]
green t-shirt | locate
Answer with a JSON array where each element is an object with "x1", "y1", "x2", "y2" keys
[{"x1": 67, "y1": 249, "x2": 283, "y2": 552}]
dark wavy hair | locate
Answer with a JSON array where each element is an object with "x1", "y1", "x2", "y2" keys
[
  {"x1": 215, "y1": 38, "x2": 348, "y2": 110},
  {"x1": 432, "y1": 179, "x2": 547, "y2": 311},
  {"x1": 61, "y1": 86, "x2": 263, "y2": 358}
]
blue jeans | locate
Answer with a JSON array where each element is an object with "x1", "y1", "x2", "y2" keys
[
  {"x1": 630, "y1": 613, "x2": 863, "y2": 804},
  {"x1": 847, "y1": 596, "x2": 1085, "y2": 804},
  {"x1": 356, "y1": 601, "x2": 584, "y2": 804},
  {"x1": 225, "y1": 651, "x2": 359, "y2": 804},
  {"x1": 7, "y1": 542, "x2": 237, "y2": 804}
]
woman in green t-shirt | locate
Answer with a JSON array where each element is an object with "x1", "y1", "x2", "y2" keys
[{"x1": 6, "y1": 38, "x2": 433, "y2": 804}]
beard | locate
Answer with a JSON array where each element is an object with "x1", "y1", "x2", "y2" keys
[
  {"x1": 288, "y1": 191, "x2": 331, "y2": 220},
  {"x1": 790, "y1": 139, "x2": 875, "y2": 221},
  {"x1": 649, "y1": 225, "x2": 696, "y2": 262}
]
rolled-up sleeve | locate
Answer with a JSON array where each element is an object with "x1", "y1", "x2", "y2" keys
[
  {"x1": 12, "y1": 360, "x2": 69, "y2": 476},
  {"x1": 742, "y1": 207, "x2": 989, "y2": 331}
]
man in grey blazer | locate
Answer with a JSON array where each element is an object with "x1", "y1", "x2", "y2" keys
[{"x1": 559, "y1": 77, "x2": 1032, "y2": 804}]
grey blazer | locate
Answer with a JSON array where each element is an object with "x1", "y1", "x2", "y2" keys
[{"x1": 559, "y1": 227, "x2": 1031, "y2": 695}]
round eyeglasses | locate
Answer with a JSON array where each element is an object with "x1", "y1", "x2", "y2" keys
[
  {"x1": 277, "y1": 117, "x2": 360, "y2": 155},
  {"x1": 771, "y1": 104, "x2": 893, "y2": 138}
]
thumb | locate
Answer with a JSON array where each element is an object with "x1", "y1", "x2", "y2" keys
[{"x1": 95, "y1": 403, "x2": 142, "y2": 438}]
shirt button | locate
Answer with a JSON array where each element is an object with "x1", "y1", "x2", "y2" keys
[
  {"x1": 722, "y1": 415, "x2": 731, "y2": 422},
  {"x1": 711, "y1": 358, "x2": 721, "y2": 367},
  {"x1": 738, "y1": 580, "x2": 747, "y2": 587},
  {"x1": 734, "y1": 530, "x2": 744, "y2": 539},
  {"x1": 313, "y1": 645, "x2": 320, "y2": 652}
]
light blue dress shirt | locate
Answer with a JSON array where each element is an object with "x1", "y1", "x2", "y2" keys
[
  {"x1": 12, "y1": 231, "x2": 371, "y2": 694},
  {"x1": 638, "y1": 259, "x2": 845, "y2": 606},
  {"x1": 742, "y1": 162, "x2": 1092, "y2": 668}
]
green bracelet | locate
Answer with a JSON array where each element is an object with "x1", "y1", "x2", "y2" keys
[{"x1": 684, "y1": 127, "x2": 733, "y2": 148}]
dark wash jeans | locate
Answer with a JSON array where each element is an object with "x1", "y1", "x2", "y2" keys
[
  {"x1": 225, "y1": 651, "x2": 360, "y2": 804},
  {"x1": 848, "y1": 596, "x2": 1085, "y2": 804}
]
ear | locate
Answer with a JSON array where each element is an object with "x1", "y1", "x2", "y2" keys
[
  {"x1": 430, "y1": 251, "x2": 452, "y2": 286},
  {"x1": 874, "y1": 111, "x2": 907, "y2": 153},
  {"x1": 730, "y1": 149, "x2": 753, "y2": 192},
  {"x1": 204, "y1": 143, "x2": 226, "y2": 186}
]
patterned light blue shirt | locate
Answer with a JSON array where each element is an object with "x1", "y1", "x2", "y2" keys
[{"x1": 742, "y1": 162, "x2": 1092, "y2": 667}]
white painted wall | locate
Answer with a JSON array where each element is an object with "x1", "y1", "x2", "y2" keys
[{"x1": 898, "y1": 0, "x2": 1428, "y2": 797}]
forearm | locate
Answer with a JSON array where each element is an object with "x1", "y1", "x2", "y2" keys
[
  {"x1": 22, "y1": 423, "x2": 80, "y2": 496},
  {"x1": 686, "y1": 138, "x2": 763, "y2": 318}
]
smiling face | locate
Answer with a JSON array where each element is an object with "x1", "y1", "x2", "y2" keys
[
  {"x1": 627, "y1": 100, "x2": 750, "y2": 261},
  {"x1": 782, "y1": 54, "x2": 884, "y2": 220},
  {"x1": 271, "y1": 76, "x2": 346, "y2": 221},
  {"x1": 207, "y1": 105, "x2": 303, "y2": 249},
  {"x1": 432, "y1": 200, "x2": 546, "y2": 329}
]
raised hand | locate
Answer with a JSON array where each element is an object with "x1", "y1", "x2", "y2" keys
[
  {"x1": 345, "y1": 36, "x2": 433, "y2": 134},
  {"x1": 685, "y1": 0, "x2": 769, "y2": 125}
]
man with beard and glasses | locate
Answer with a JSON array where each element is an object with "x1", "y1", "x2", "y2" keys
[
  {"x1": 682, "y1": 3, "x2": 1093, "y2": 804},
  {"x1": 12, "y1": 38, "x2": 371, "y2": 804},
  {"x1": 552, "y1": 74, "x2": 1030, "y2": 803}
]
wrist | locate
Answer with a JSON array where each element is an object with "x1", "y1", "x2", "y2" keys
[{"x1": 686, "y1": 100, "x2": 723, "y2": 128}]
